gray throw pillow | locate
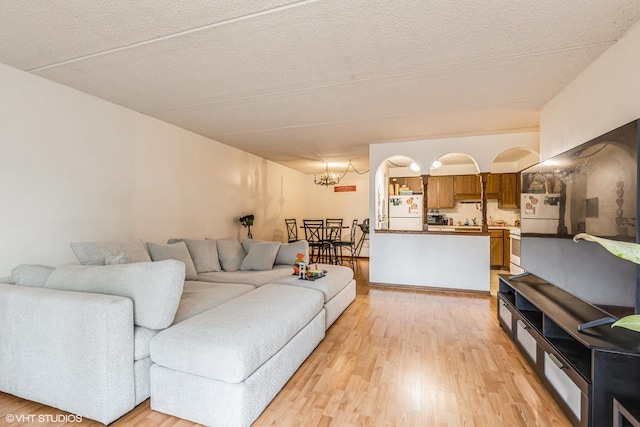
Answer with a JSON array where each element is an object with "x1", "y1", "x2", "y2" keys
[
  {"x1": 240, "y1": 241, "x2": 281, "y2": 271},
  {"x1": 275, "y1": 240, "x2": 310, "y2": 265},
  {"x1": 70, "y1": 240, "x2": 151, "y2": 265},
  {"x1": 216, "y1": 238, "x2": 247, "y2": 272},
  {"x1": 183, "y1": 239, "x2": 222, "y2": 273},
  {"x1": 241, "y1": 238, "x2": 263, "y2": 254},
  {"x1": 147, "y1": 241, "x2": 198, "y2": 280},
  {"x1": 10, "y1": 264, "x2": 56, "y2": 287},
  {"x1": 44, "y1": 260, "x2": 185, "y2": 329}
]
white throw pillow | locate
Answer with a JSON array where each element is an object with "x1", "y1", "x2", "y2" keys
[
  {"x1": 240, "y1": 241, "x2": 281, "y2": 271},
  {"x1": 183, "y1": 239, "x2": 222, "y2": 273},
  {"x1": 216, "y1": 238, "x2": 247, "y2": 272},
  {"x1": 147, "y1": 241, "x2": 198, "y2": 280},
  {"x1": 70, "y1": 240, "x2": 151, "y2": 265},
  {"x1": 275, "y1": 240, "x2": 310, "y2": 265},
  {"x1": 10, "y1": 264, "x2": 56, "y2": 287}
]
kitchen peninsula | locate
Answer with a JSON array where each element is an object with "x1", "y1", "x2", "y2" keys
[{"x1": 370, "y1": 228, "x2": 490, "y2": 292}]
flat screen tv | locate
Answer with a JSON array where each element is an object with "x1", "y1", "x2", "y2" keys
[{"x1": 520, "y1": 119, "x2": 639, "y2": 314}]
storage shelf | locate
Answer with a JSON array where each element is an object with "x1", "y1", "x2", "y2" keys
[{"x1": 497, "y1": 273, "x2": 640, "y2": 427}]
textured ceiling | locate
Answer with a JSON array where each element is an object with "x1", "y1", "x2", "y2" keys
[{"x1": 2, "y1": 1, "x2": 640, "y2": 174}]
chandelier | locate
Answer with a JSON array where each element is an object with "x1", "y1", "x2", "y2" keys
[{"x1": 314, "y1": 164, "x2": 340, "y2": 186}]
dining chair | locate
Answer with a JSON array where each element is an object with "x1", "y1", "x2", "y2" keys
[
  {"x1": 332, "y1": 219, "x2": 358, "y2": 270},
  {"x1": 355, "y1": 218, "x2": 370, "y2": 258},
  {"x1": 284, "y1": 218, "x2": 299, "y2": 243},
  {"x1": 303, "y1": 219, "x2": 329, "y2": 263},
  {"x1": 325, "y1": 219, "x2": 344, "y2": 264}
]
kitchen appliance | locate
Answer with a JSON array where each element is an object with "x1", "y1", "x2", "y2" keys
[
  {"x1": 509, "y1": 228, "x2": 524, "y2": 274},
  {"x1": 521, "y1": 193, "x2": 560, "y2": 234},
  {"x1": 389, "y1": 194, "x2": 423, "y2": 230},
  {"x1": 427, "y1": 213, "x2": 447, "y2": 225}
]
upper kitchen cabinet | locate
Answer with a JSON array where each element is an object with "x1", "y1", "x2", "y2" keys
[
  {"x1": 498, "y1": 173, "x2": 521, "y2": 209},
  {"x1": 426, "y1": 175, "x2": 454, "y2": 209},
  {"x1": 453, "y1": 174, "x2": 479, "y2": 199},
  {"x1": 453, "y1": 174, "x2": 501, "y2": 200}
]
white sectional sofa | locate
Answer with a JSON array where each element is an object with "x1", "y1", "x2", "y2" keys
[{"x1": 0, "y1": 237, "x2": 356, "y2": 426}]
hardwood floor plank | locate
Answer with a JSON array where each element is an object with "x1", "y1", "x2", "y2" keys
[{"x1": 0, "y1": 260, "x2": 569, "y2": 426}]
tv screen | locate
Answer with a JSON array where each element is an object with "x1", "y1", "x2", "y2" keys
[{"x1": 520, "y1": 119, "x2": 639, "y2": 312}]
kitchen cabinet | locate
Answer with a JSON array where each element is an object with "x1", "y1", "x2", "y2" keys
[
  {"x1": 453, "y1": 175, "x2": 480, "y2": 199},
  {"x1": 489, "y1": 229, "x2": 511, "y2": 268},
  {"x1": 454, "y1": 174, "x2": 501, "y2": 200},
  {"x1": 499, "y1": 173, "x2": 520, "y2": 209},
  {"x1": 426, "y1": 176, "x2": 454, "y2": 209},
  {"x1": 389, "y1": 176, "x2": 423, "y2": 195},
  {"x1": 490, "y1": 229, "x2": 504, "y2": 266}
]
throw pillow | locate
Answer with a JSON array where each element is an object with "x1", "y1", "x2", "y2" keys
[
  {"x1": 70, "y1": 240, "x2": 151, "y2": 265},
  {"x1": 241, "y1": 238, "x2": 263, "y2": 254},
  {"x1": 44, "y1": 259, "x2": 185, "y2": 329},
  {"x1": 105, "y1": 252, "x2": 127, "y2": 265},
  {"x1": 275, "y1": 240, "x2": 310, "y2": 265},
  {"x1": 10, "y1": 264, "x2": 56, "y2": 287},
  {"x1": 183, "y1": 239, "x2": 222, "y2": 273},
  {"x1": 240, "y1": 241, "x2": 281, "y2": 271},
  {"x1": 147, "y1": 241, "x2": 198, "y2": 280},
  {"x1": 216, "y1": 238, "x2": 247, "y2": 272}
]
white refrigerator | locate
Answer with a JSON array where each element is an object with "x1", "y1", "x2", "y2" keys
[
  {"x1": 389, "y1": 195, "x2": 423, "y2": 230},
  {"x1": 521, "y1": 193, "x2": 561, "y2": 234}
]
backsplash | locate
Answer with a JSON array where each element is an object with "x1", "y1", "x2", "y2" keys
[{"x1": 430, "y1": 200, "x2": 520, "y2": 226}]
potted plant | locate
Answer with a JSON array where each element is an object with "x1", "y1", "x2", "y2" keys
[{"x1": 239, "y1": 214, "x2": 254, "y2": 239}]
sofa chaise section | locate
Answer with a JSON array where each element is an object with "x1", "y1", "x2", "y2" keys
[{"x1": 150, "y1": 284, "x2": 326, "y2": 427}]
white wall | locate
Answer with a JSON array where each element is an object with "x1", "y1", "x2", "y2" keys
[
  {"x1": 540, "y1": 22, "x2": 640, "y2": 157},
  {"x1": 0, "y1": 63, "x2": 306, "y2": 275}
]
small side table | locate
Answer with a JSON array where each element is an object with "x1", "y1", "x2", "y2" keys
[{"x1": 614, "y1": 398, "x2": 640, "y2": 427}]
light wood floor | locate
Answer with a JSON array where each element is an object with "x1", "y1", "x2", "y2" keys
[{"x1": 0, "y1": 260, "x2": 570, "y2": 426}]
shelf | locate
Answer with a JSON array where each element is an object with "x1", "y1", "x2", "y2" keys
[{"x1": 498, "y1": 273, "x2": 640, "y2": 427}]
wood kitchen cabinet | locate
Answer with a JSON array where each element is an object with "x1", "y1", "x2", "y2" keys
[
  {"x1": 454, "y1": 174, "x2": 501, "y2": 200},
  {"x1": 498, "y1": 173, "x2": 521, "y2": 209},
  {"x1": 490, "y1": 229, "x2": 504, "y2": 267},
  {"x1": 426, "y1": 176, "x2": 454, "y2": 209},
  {"x1": 489, "y1": 228, "x2": 511, "y2": 268}
]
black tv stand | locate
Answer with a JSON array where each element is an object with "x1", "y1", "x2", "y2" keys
[{"x1": 497, "y1": 273, "x2": 640, "y2": 427}]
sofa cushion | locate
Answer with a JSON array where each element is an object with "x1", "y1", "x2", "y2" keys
[
  {"x1": 275, "y1": 240, "x2": 309, "y2": 265},
  {"x1": 10, "y1": 264, "x2": 56, "y2": 287},
  {"x1": 184, "y1": 239, "x2": 222, "y2": 273},
  {"x1": 196, "y1": 265, "x2": 292, "y2": 287},
  {"x1": 70, "y1": 239, "x2": 151, "y2": 265},
  {"x1": 239, "y1": 241, "x2": 280, "y2": 271},
  {"x1": 150, "y1": 284, "x2": 324, "y2": 383},
  {"x1": 271, "y1": 264, "x2": 354, "y2": 303},
  {"x1": 216, "y1": 238, "x2": 246, "y2": 272},
  {"x1": 134, "y1": 326, "x2": 160, "y2": 361},
  {"x1": 44, "y1": 260, "x2": 185, "y2": 330},
  {"x1": 173, "y1": 281, "x2": 255, "y2": 324},
  {"x1": 147, "y1": 242, "x2": 198, "y2": 280}
]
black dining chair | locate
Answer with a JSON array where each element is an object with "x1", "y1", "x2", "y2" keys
[
  {"x1": 303, "y1": 219, "x2": 329, "y2": 263},
  {"x1": 325, "y1": 219, "x2": 344, "y2": 264},
  {"x1": 355, "y1": 218, "x2": 370, "y2": 258},
  {"x1": 332, "y1": 219, "x2": 358, "y2": 270},
  {"x1": 284, "y1": 218, "x2": 299, "y2": 243}
]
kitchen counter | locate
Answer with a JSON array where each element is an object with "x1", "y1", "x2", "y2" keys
[{"x1": 427, "y1": 225, "x2": 519, "y2": 232}]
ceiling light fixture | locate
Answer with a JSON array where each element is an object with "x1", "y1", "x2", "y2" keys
[
  {"x1": 410, "y1": 162, "x2": 420, "y2": 172},
  {"x1": 431, "y1": 160, "x2": 442, "y2": 169},
  {"x1": 314, "y1": 163, "x2": 340, "y2": 186},
  {"x1": 314, "y1": 160, "x2": 369, "y2": 186}
]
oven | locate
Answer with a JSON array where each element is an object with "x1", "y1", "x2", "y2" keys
[{"x1": 509, "y1": 228, "x2": 524, "y2": 274}]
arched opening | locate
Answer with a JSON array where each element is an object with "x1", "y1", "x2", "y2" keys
[
  {"x1": 374, "y1": 155, "x2": 423, "y2": 230},
  {"x1": 490, "y1": 148, "x2": 539, "y2": 173},
  {"x1": 429, "y1": 152, "x2": 480, "y2": 176}
]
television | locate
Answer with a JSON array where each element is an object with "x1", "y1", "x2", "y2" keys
[{"x1": 520, "y1": 119, "x2": 639, "y2": 315}]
